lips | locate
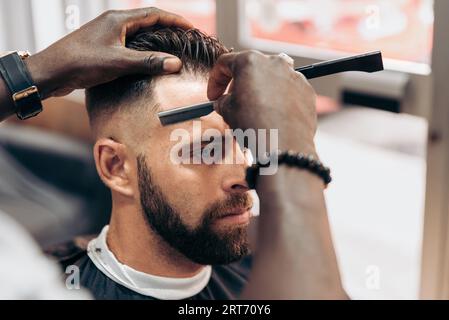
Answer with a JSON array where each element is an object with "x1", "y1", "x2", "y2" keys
[
  {"x1": 217, "y1": 206, "x2": 252, "y2": 220},
  {"x1": 215, "y1": 210, "x2": 251, "y2": 226}
]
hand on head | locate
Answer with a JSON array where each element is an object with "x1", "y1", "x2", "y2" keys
[
  {"x1": 207, "y1": 50, "x2": 318, "y2": 153},
  {"x1": 25, "y1": 7, "x2": 193, "y2": 98}
]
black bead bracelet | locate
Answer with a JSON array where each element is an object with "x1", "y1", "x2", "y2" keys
[{"x1": 246, "y1": 150, "x2": 332, "y2": 189}]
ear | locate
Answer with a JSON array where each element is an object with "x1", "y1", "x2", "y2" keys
[{"x1": 93, "y1": 138, "x2": 136, "y2": 198}]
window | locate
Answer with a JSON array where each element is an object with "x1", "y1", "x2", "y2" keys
[
  {"x1": 3, "y1": 0, "x2": 216, "y2": 53},
  {"x1": 108, "y1": 0, "x2": 216, "y2": 34},
  {"x1": 240, "y1": 0, "x2": 434, "y2": 74}
]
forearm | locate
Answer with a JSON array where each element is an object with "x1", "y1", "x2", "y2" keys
[{"x1": 242, "y1": 165, "x2": 347, "y2": 299}]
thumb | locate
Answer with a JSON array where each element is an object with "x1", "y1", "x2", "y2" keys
[
  {"x1": 120, "y1": 48, "x2": 182, "y2": 75},
  {"x1": 213, "y1": 94, "x2": 235, "y2": 127}
]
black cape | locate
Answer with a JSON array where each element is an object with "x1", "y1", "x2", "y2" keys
[{"x1": 47, "y1": 236, "x2": 252, "y2": 300}]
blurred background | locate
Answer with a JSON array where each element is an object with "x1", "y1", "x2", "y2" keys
[{"x1": 0, "y1": 0, "x2": 448, "y2": 300}]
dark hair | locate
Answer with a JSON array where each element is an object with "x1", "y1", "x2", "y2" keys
[{"x1": 85, "y1": 27, "x2": 228, "y2": 123}]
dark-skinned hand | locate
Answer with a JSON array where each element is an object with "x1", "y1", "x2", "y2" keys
[{"x1": 24, "y1": 7, "x2": 193, "y2": 98}]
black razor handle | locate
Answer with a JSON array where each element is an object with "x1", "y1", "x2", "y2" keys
[{"x1": 159, "y1": 51, "x2": 383, "y2": 126}]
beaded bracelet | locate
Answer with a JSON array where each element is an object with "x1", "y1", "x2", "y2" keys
[{"x1": 246, "y1": 150, "x2": 332, "y2": 189}]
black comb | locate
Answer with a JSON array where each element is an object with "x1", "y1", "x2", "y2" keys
[{"x1": 159, "y1": 51, "x2": 383, "y2": 126}]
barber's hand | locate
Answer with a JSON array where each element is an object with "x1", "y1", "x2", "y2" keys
[
  {"x1": 25, "y1": 7, "x2": 193, "y2": 98},
  {"x1": 207, "y1": 50, "x2": 317, "y2": 154}
]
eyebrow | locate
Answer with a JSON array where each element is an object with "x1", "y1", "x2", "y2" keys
[
  {"x1": 171, "y1": 132, "x2": 224, "y2": 150},
  {"x1": 189, "y1": 133, "x2": 237, "y2": 152}
]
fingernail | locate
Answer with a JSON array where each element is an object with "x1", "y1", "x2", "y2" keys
[{"x1": 163, "y1": 57, "x2": 182, "y2": 72}]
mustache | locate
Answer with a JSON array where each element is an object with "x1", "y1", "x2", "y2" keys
[{"x1": 203, "y1": 192, "x2": 254, "y2": 222}]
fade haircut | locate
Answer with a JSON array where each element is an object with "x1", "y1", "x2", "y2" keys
[{"x1": 85, "y1": 27, "x2": 229, "y2": 125}]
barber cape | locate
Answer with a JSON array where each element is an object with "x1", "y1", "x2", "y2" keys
[{"x1": 47, "y1": 226, "x2": 252, "y2": 300}]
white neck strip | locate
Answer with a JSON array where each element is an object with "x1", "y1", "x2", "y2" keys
[{"x1": 87, "y1": 226, "x2": 212, "y2": 300}]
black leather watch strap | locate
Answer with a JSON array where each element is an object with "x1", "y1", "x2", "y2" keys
[{"x1": 0, "y1": 52, "x2": 43, "y2": 120}]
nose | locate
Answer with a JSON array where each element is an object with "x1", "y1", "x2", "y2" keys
[
  {"x1": 222, "y1": 174, "x2": 249, "y2": 193},
  {"x1": 221, "y1": 142, "x2": 250, "y2": 194},
  {"x1": 222, "y1": 173, "x2": 249, "y2": 194}
]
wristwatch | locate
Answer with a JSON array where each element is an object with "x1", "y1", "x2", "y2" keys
[{"x1": 0, "y1": 51, "x2": 43, "y2": 120}]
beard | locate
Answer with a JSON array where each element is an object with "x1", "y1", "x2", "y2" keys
[{"x1": 137, "y1": 155, "x2": 252, "y2": 265}]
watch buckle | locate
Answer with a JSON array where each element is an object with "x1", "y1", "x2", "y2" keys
[{"x1": 12, "y1": 86, "x2": 38, "y2": 102}]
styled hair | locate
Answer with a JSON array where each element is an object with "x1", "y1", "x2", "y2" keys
[{"x1": 85, "y1": 27, "x2": 228, "y2": 123}]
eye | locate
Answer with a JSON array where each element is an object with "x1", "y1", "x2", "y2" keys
[
  {"x1": 188, "y1": 144, "x2": 207, "y2": 165},
  {"x1": 190, "y1": 143, "x2": 218, "y2": 165},
  {"x1": 190, "y1": 147, "x2": 202, "y2": 158},
  {"x1": 207, "y1": 146, "x2": 216, "y2": 158},
  {"x1": 186, "y1": 137, "x2": 226, "y2": 165}
]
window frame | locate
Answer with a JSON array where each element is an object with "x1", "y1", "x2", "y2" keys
[
  {"x1": 216, "y1": 0, "x2": 433, "y2": 118},
  {"x1": 420, "y1": 0, "x2": 449, "y2": 300}
]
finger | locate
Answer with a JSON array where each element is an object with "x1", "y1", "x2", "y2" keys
[
  {"x1": 119, "y1": 48, "x2": 183, "y2": 75},
  {"x1": 207, "y1": 53, "x2": 239, "y2": 100},
  {"x1": 227, "y1": 79, "x2": 235, "y2": 94},
  {"x1": 124, "y1": 7, "x2": 194, "y2": 36},
  {"x1": 278, "y1": 52, "x2": 294, "y2": 68},
  {"x1": 213, "y1": 94, "x2": 234, "y2": 125}
]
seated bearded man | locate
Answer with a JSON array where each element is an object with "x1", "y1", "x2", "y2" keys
[{"x1": 51, "y1": 27, "x2": 258, "y2": 300}]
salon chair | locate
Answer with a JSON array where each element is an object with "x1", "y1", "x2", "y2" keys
[{"x1": 0, "y1": 122, "x2": 110, "y2": 247}]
